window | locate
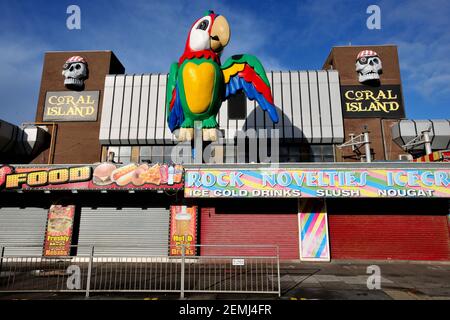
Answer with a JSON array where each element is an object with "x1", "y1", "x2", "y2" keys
[
  {"x1": 310, "y1": 145, "x2": 335, "y2": 162},
  {"x1": 139, "y1": 145, "x2": 191, "y2": 164},
  {"x1": 227, "y1": 91, "x2": 247, "y2": 120},
  {"x1": 105, "y1": 143, "x2": 335, "y2": 165},
  {"x1": 152, "y1": 146, "x2": 164, "y2": 163},
  {"x1": 105, "y1": 146, "x2": 131, "y2": 164},
  {"x1": 220, "y1": 142, "x2": 335, "y2": 163}
]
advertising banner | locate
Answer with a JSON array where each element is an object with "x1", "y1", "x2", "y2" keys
[
  {"x1": 298, "y1": 199, "x2": 330, "y2": 261},
  {"x1": 43, "y1": 91, "x2": 99, "y2": 122},
  {"x1": 185, "y1": 168, "x2": 450, "y2": 198},
  {"x1": 43, "y1": 205, "x2": 75, "y2": 256},
  {"x1": 0, "y1": 163, "x2": 184, "y2": 191},
  {"x1": 340, "y1": 85, "x2": 405, "y2": 118},
  {"x1": 169, "y1": 206, "x2": 197, "y2": 256}
]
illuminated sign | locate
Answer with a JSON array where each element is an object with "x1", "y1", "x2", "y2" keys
[
  {"x1": 341, "y1": 85, "x2": 405, "y2": 118},
  {"x1": 184, "y1": 168, "x2": 450, "y2": 198},
  {"x1": 43, "y1": 91, "x2": 99, "y2": 121},
  {"x1": 5, "y1": 166, "x2": 91, "y2": 189},
  {"x1": 0, "y1": 163, "x2": 184, "y2": 191}
]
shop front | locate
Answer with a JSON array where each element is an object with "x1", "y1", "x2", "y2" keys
[
  {"x1": 184, "y1": 163, "x2": 450, "y2": 261},
  {"x1": 0, "y1": 162, "x2": 185, "y2": 257}
]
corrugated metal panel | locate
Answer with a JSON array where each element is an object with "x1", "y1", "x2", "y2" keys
[
  {"x1": 110, "y1": 75, "x2": 125, "y2": 145},
  {"x1": 155, "y1": 75, "x2": 167, "y2": 144},
  {"x1": 99, "y1": 70, "x2": 344, "y2": 145},
  {"x1": 329, "y1": 215, "x2": 450, "y2": 261},
  {"x1": 120, "y1": 75, "x2": 134, "y2": 144},
  {"x1": 129, "y1": 74, "x2": 142, "y2": 144},
  {"x1": 78, "y1": 207, "x2": 170, "y2": 256},
  {"x1": 317, "y1": 71, "x2": 333, "y2": 144},
  {"x1": 290, "y1": 72, "x2": 302, "y2": 140},
  {"x1": 138, "y1": 75, "x2": 150, "y2": 144},
  {"x1": 328, "y1": 71, "x2": 344, "y2": 144},
  {"x1": 99, "y1": 75, "x2": 115, "y2": 145},
  {"x1": 308, "y1": 71, "x2": 321, "y2": 143},
  {"x1": 0, "y1": 207, "x2": 48, "y2": 256},
  {"x1": 200, "y1": 206, "x2": 299, "y2": 259},
  {"x1": 147, "y1": 74, "x2": 160, "y2": 145},
  {"x1": 299, "y1": 71, "x2": 312, "y2": 140},
  {"x1": 281, "y1": 72, "x2": 293, "y2": 140}
]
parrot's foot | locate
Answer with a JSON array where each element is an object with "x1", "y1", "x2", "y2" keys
[
  {"x1": 178, "y1": 128, "x2": 194, "y2": 141},
  {"x1": 203, "y1": 128, "x2": 218, "y2": 142},
  {"x1": 202, "y1": 117, "x2": 218, "y2": 128}
]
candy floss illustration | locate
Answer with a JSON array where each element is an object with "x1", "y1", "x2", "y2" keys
[{"x1": 299, "y1": 199, "x2": 330, "y2": 260}]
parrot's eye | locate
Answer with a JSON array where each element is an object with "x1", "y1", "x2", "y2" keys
[{"x1": 197, "y1": 19, "x2": 209, "y2": 31}]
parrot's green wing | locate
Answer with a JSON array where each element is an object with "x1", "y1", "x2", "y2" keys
[{"x1": 221, "y1": 54, "x2": 279, "y2": 123}]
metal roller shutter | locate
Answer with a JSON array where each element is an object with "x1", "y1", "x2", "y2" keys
[
  {"x1": 0, "y1": 207, "x2": 48, "y2": 256},
  {"x1": 200, "y1": 199, "x2": 299, "y2": 259},
  {"x1": 328, "y1": 199, "x2": 450, "y2": 261},
  {"x1": 78, "y1": 207, "x2": 170, "y2": 256}
]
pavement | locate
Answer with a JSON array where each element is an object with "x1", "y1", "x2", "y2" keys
[{"x1": 0, "y1": 260, "x2": 449, "y2": 300}]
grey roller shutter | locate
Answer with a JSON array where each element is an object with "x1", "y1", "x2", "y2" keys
[
  {"x1": 78, "y1": 207, "x2": 170, "y2": 256},
  {"x1": 0, "y1": 207, "x2": 48, "y2": 256}
]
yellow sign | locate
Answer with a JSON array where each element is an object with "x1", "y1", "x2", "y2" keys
[{"x1": 5, "y1": 166, "x2": 92, "y2": 189}]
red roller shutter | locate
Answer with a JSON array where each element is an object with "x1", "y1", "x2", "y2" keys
[
  {"x1": 328, "y1": 199, "x2": 450, "y2": 261},
  {"x1": 200, "y1": 199, "x2": 299, "y2": 259}
]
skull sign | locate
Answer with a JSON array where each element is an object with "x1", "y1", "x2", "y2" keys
[
  {"x1": 62, "y1": 56, "x2": 88, "y2": 90},
  {"x1": 355, "y1": 50, "x2": 382, "y2": 84}
]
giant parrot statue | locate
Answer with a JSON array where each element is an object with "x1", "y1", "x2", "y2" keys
[{"x1": 166, "y1": 10, "x2": 279, "y2": 141}]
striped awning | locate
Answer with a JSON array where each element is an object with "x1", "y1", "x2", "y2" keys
[{"x1": 99, "y1": 70, "x2": 345, "y2": 145}]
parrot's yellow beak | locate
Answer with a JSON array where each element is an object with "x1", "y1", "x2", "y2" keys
[{"x1": 210, "y1": 15, "x2": 230, "y2": 54}]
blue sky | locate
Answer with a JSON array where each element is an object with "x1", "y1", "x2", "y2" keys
[{"x1": 1, "y1": 0, "x2": 449, "y2": 125}]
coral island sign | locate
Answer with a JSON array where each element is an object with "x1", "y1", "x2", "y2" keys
[
  {"x1": 341, "y1": 85, "x2": 405, "y2": 118},
  {"x1": 43, "y1": 91, "x2": 99, "y2": 121},
  {"x1": 184, "y1": 168, "x2": 450, "y2": 198}
]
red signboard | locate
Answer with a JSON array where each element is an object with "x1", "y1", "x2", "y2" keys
[
  {"x1": 0, "y1": 162, "x2": 184, "y2": 191},
  {"x1": 43, "y1": 205, "x2": 75, "y2": 256},
  {"x1": 169, "y1": 206, "x2": 197, "y2": 256}
]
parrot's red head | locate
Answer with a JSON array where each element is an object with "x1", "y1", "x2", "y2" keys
[{"x1": 182, "y1": 10, "x2": 230, "y2": 61}]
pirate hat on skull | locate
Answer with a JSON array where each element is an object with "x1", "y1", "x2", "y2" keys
[
  {"x1": 357, "y1": 50, "x2": 378, "y2": 60},
  {"x1": 63, "y1": 56, "x2": 88, "y2": 69}
]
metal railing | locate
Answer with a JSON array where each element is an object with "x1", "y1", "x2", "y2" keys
[{"x1": 0, "y1": 244, "x2": 280, "y2": 298}]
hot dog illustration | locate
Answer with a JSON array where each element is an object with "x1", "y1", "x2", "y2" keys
[{"x1": 111, "y1": 163, "x2": 138, "y2": 186}]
